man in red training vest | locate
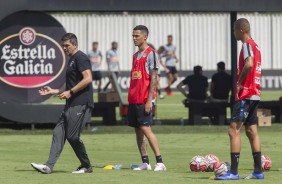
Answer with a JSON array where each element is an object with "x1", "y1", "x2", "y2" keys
[
  {"x1": 127, "y1": 25, "x2": 166, "y2": 171},
  {"x1": 216, "y1": 18, "x2": 263, "y2": 180}
]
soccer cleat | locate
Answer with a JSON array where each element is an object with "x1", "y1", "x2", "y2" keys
[
  {"x1": 154, "y1": 163, "x2": 166, "y2": 171},
  {"x1": 164, "y1": 87, "x2": 171, "y2": 95},
  {"x1": 167, "y1": 92, "x2": 174, "y2": 96},
  {"x1": 72, "y1": 165, "x2": 93, "y2": 174},
  {"x1": 133, "y1": 163, "x2": 152, "y2": 171},
  {"x1": 244, "y1": 172, "x2": 264, "y2": 179},
  {"x1": 31, "y1": 163, "x2": 51, "y2": 174},
  {"x1": 215, "y1": 171, "x2": 240, "y2": 180}
]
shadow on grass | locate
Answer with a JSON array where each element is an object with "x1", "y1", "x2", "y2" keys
[
  {"x1": 15, "y1": 169, "x2": 69, "y2": 173},
  {"x1": 182, "y1": 176, "x2": 210, "y2": 180}
]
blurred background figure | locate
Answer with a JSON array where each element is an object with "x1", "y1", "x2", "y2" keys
[
  {"x1": 210, "y1": 61, "x2": 232, "y2": 102},
  {"x1": 156, "y1": 46, "x2": 169, "y2": 99},
  {"x1": 164, "y1": 35, "x2": 178, "y2": 96},
  {"x1": 148, "y1": 43, "x2": 168, "y2": 99},
  {"x1": 88, "y1": 41, "x2": 103, "y2": 92},
  {"x1": 104, "y1": 41, "x2": 120, "y2": 91},
  {"x1": 177, "y1": 65, "x2": 208, "y2": 102}
]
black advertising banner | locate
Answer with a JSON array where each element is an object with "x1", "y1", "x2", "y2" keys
[
  {"x1": 95, "y1": 70, "x2": 282, "y2": 92},
  {"x1": 0, "y1": 11, "x2": 66, "y2": 103}
]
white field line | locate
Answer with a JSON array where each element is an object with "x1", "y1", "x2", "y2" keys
[{"x1": 157, "y1": 103, "x2": 183, "y2": 106}]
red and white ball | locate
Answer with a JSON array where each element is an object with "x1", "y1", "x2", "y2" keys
[
  {"x1": 213, "y1": 162, "x2": 228, "y2": 177},
  {"x1": 261, "y1": 154, "x2": 272, "y2": 171},
  {"x1": 205, "y1": 154, "x2": 220, "y2": 172},
  {"x1": 189, "y1": 155, "x2": 209, "y2": 172}
]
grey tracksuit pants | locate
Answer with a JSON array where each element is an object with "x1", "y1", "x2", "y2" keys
[{"x1": 45, "y1": 105, "x2": 92, "y2": 170}]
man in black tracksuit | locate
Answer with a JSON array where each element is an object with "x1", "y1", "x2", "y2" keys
[{"x1": 31, "y1": 33, "x2": 94, "y2": 174}]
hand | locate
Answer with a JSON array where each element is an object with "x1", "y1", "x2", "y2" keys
[
  {"x1": 145, "y1": 101, "x2": 152, "y2": 114},
  {"x1": 165, "y1": 68, "x2": 169, "y2": 74},
  {"x1": 39, "y1": 86, "x2": 56, "y2": 96},
  {"x1": 235, "y1": 83, "x2": 243, "y2": 101},
  {"x1": 57, "y1": 91, "x2": 72, "y2": 100}
]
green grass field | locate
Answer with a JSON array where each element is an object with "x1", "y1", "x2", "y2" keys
[
  {"x1": 1, "y1": 126, "x2": 282, "y2": 184},
  {"x1": 1, "y1": 91, "x2": 282, "y2": 184}
]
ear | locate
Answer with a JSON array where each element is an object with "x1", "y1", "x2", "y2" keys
[{"x1": 144, "y1": 34, "x2": 148, "y2": 40}]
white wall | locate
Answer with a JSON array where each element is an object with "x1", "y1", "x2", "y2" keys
[
  {"x1": 52, "y1": 13, "x2": 88, "y2": 53},
  {"x1": 181, "y1": 13, "x2": 231, "y2": 70},
  {"x1": 51, "y1": 12, "x2": 282, "y2": 71}
]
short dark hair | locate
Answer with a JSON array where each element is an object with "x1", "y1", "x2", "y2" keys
[
  {"x1": 133, "y1": 25, "x2": 149, "y2": 36},
  {"x1": 92, "y1": 41, "x2": 98, "y2": 45},
  {"x1": 193, "y1": 65, "x2": 202, "y2": 75},
  {"x1": 158, "y1": 46, "x2": 165, "y2": 53},
  {"x1": 61, "y1": 33, "x2": 78, "y2": 45},
  {"x1": 234, "y1": 18, "x2": 250, "y2": 33},
  {"x1": 217, "y1": 61, "x2": 225, "y2": 70},
  {"x1": 168, "y1": 35, "x2": 173, "y2": 38}
]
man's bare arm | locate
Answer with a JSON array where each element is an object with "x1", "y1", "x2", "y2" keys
[
  {"x1": 147, "y1": 69, "x2": 158, "y2": 101},
  {"x1": 177, "y1": 82, "x2": 187, "y2": 97},
  {"x1": 238, "y1": 57, "x2": 253, "y2": 85}
]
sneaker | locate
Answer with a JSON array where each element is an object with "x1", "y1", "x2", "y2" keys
[
  {"x1": 244, "y1": 172, "x2": 264, "y2": 179},
  {"x1": 154, "y1": 163, "x2": 166, "y2": 171},
  {"x1": 72, "y1": 165, "x2": 93, "y2": 174},
  {"x1": 164, "y1": 87, "x2": 171, "y2": 95},
  {"x1": 167, "y1": 92, "x2": 174, "y2": 96},
  {"x1": 215, "y1": 171, "x2": 240, "y2": 180},
  {"x1": 133, "y1": 163, "x2": 152, "y2": 171},
  {"x1": 159, "y1": 94, "x2": 165, "y2": 99},
  {"x1": 31, "y1": 163, "x2": 51, "y2": 174}
]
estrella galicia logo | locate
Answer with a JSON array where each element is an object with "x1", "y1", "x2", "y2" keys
[
  {"x1": 0, "y1": 11, "x2": 67, "y2": 103},
  {"x1": 0, "y1": 27, "x2": 65, "y2": 88}
]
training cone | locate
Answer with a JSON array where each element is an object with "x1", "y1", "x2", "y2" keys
[
  {"x1": 209, "y1": 175, "x2": 215, "y2": 180},
  {"x1": 103, "y1": 165, "x2": 114, "y2": 170}
]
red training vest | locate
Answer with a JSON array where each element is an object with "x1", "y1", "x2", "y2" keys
[
  {"x1": 128, "y1": 47, "x2": 155, "y2": 104},
  {"x1": 237, "y1": 39, "x2": 261, "y2": 100}
]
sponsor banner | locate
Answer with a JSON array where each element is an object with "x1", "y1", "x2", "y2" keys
[
  {"x1": 94, "y1": 70, "x2": 282, "y2": 92},
  {"x1": 0, "y1": 11, "x2": 66, "y2": 103}
]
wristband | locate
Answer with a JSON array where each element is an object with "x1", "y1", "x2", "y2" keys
[{"x1": 70, "y1": 90, "x2": 74, "y2": 95}]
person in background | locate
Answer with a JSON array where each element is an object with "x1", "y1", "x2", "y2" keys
[
  {"x1": 156, "y1": 46, "x2": 169, "y2": 99},
  {"x1": 148, "y1": 43, "x2": 167, "y2": 99},
  {"x1": 177, "y1": 65, "x2": 208, "y2": 102},
  {"x1": 164, "y1": 35, "x2": 178, "y2": 96},
  {"x1": 210, "y1": 61, "x2": 232, "y2": 102},
  {"x1": 104, "y1": 41, "x2": 120, "y2": 91},
  {"x1": 88, "y1": 41, "x2": 103, "y2": 92}
]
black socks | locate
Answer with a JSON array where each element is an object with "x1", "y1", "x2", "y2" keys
[
  {"x1": 141, "y1": 155, "x2": 149, "y2": 164},
  {"x1": 156, "y1": 155, "x2": 163, "y2": 163},
  {"x1": 142, "y1": 155, "x2": 163, "y2": 164},
  {"x1": 230, "y1": 152, "x2": 240, "y2": 174},
  {"x1": 253, "y1": 152, "x2": 262, "y2": 173}
]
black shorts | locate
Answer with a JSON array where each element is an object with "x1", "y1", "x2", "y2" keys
[
  {"x1": 92, "y1": 71, "x2": 102, "y2": 81},
  {"x1": 166, "y1": 66, "x2": 178, "y2": 74},
  {"x1": 230, "y1": 100, "x2": 259, "y2": 126},
  {"x1": 127, "y1": 104, "x2": 153, "y2": 127}
]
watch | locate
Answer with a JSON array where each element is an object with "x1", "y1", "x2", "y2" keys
[{"x1": 70, "y1": 90, "x2": 74, "y2": 95}]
